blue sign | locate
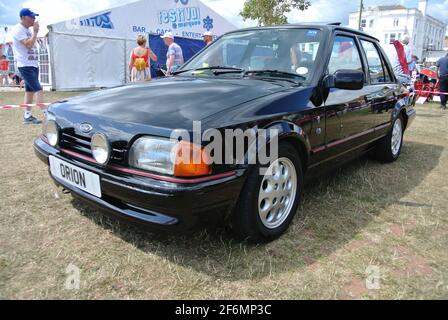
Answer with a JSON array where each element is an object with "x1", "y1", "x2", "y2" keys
[
  {"x1": 159, "y1": 6, "x2": 202, "y2": 30},
  {"x1": 80, "y1": 12, "x2": 114, "y2": 29},
  {"x1": 306, "y1": 30, "x2": 319, "y2": 37},
  {"x1": 132, "y1": 26, "x2": 146, "y2": 33},
  {"x1": 203, "y1": 16, "x2": 214, "y2": 31}
]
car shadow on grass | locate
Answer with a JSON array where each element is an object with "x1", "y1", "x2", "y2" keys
[{"x1": 71, "y1": 141, "x2": 443, "y2": 280}]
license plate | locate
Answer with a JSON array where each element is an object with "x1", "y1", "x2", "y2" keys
[{"x1": 49, "y1": 156, "x2": 102, "y2": 198}]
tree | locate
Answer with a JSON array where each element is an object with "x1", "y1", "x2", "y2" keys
[{"x1": 241, "y1": 0, "x2": 311, "y2": 26}]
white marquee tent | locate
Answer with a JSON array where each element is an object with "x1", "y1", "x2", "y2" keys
[{"x1": 46, "y1": 0, "x2": 236, "y2": 90}]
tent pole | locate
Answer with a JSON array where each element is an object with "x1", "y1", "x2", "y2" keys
[{"x1": 48, "y1": 28, "x2": 57, "y2": 91}]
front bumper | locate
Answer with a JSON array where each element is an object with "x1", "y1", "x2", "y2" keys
[{"x1": 34, "y1": 137, "x2": 246, "y2": 232}]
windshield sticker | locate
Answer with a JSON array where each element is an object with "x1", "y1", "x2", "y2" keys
[
  {"x1": 306, "y1": 30, "x2": 319, "y2": 37},
  {"x1": 296, "y1": 67, "x2": 309, "y2": 75}
]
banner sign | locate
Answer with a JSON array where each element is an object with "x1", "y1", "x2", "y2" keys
[
  {"x1": 80, "y1": 12, "x2": 114, "y2": 29},
  {"x1": 51, "y1": 0, "x2": 235, "y2": 40}
]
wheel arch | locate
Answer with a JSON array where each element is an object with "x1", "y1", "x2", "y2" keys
[
  {"x1": 393, "y1": 96, "x2": 411, "y2": 130},
  {"x1": 400, "y1": 108, "x2": 409, "y2": 130},
  {"x1": 263, "y1": 121, "x2": 311, "y2": 173}
]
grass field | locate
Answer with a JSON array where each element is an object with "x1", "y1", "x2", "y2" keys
[{"x1": 0, "y1": 90, "x2": 447, "y2": 299}]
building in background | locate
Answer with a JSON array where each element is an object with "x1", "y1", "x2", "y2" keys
[{"x1": 348, "y1": 0, "x2": 446, "y2": 60}]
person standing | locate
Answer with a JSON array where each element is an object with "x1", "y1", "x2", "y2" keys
[
  {"x1": 401, "y1": 35, "x2": 412, "y2": 68},
  {"x1": 409, "y1": 55, "x2": 418, "y2": 75},
  {"x1": 11, "y1": 8, "x2": 45, "y2": 124},
  {"x1": 161, "y1": 32, "x2": 184, "y2": 76},
  {"x1": 129, "y1": 35, "x2": 157, "y2": 82},
  {"x1": 202, "y1": 31, "x2": 214, "y2": 46},
  {"x1": 387, "y1": 35, "x2": 413, "y2": 84},
  {"x1": 436, "y1": 53, "x2": 448, "y2": 110},
  {"x1": 0, "y1": 54, "x2": 9, "y2": 86}
]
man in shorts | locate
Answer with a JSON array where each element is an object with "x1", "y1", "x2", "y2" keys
[{"x1": 11, "y1": 8, "x2": 46, "y2": 124}]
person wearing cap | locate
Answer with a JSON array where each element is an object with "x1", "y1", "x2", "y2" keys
[
  {"x1": 203, "y1": 31, "x2": 214, "y2": 46},
  {"x1": 11, "y1": 8, "x2": 45, "y2": 124},
  {"x1": 160, "y1": 32, "x2": 184, "y2": 76}
]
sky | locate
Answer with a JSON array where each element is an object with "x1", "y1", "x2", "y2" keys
[{"x1": 0, "y1": 0, "x2": 447, "y2": 29}]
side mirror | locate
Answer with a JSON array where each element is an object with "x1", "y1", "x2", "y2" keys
[{"x1": 324, "y1": 69, "x2": 364, "y2": 90}]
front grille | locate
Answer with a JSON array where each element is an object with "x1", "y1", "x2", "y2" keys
[{"x1": 59, "y1": 131, "x2": 127, "y2": 164}]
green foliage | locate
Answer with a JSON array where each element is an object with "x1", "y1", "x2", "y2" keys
[{"x1": 241, "y1": 0, "x2": 311, "y2": 26}]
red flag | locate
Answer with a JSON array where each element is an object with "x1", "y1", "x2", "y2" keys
[{"x1": 393, "y1": 40, "x2": 410, "y2": 75}]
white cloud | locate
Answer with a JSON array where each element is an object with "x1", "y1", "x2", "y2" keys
[
  {"x1": 21, "y1": 0, "x2": 135, "y2": 26},
  {"x1": 287, "y1": 0, "x2": 358, "y2": 25},
  {"x1": 201, "y1": 0, "x2": 256, "y2": 28},
  {"x1": 428, "y1": 0, "x2": 448, "y2": 21}
]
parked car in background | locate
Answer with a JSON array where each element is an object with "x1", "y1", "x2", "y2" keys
[{"x1": 35, "y1": 24, "x2": 416, "y2": 242}]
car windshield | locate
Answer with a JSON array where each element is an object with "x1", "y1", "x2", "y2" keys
[{"x1": 179, "y1": 28, "x2": 323, "y2": 83}]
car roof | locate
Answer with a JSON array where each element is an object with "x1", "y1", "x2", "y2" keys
[{"x1": 225, "y1": 23, "x2": 380, "y2": 43}]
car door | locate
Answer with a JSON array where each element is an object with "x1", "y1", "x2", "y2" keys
[
  {"x1": 359, "y1": 38, "x2": 398, "y2": 138},
  {"x1": 323, "y1": 34, "x2": 373, "y2": 157}
]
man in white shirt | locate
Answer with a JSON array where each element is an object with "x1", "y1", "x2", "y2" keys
[{"x1": 11, "y1": 8, "x2": 45, "y2": 124}]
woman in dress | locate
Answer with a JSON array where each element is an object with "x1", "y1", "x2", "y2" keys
[{"x1": 129, "y1": 35, "x2": 157, "y2": 82}]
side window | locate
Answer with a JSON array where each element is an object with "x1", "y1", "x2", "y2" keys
[
  {"x1": 379, "y1": 50, "x2": 393, "y2": 83},
  {"x1": 360, "y1": 40, "x2": 386, "y2": 84},
  {"x1": 328, "y1": 36, "x2": 363, "y2": 75}
]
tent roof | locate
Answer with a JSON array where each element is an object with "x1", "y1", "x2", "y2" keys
[{"x1": 48, "y1": 0, "x2": 236, "y2": 40}]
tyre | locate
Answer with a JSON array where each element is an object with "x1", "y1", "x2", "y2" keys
[
  {"x1": 230, "y1": 142, "x2": 303, "y2": 243},
  {"x1": 374, "y1": 114, "x2": 404, "y2": 162}
]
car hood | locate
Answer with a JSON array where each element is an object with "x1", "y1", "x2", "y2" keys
[{"x1": 50, "y1": 76, "x2": 291, "y2": 130}]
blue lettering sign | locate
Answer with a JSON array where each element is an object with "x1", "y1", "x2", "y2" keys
[
  {"x1": 203, "y1": 15, "x2": 214, "y2": 31},
  {"x1": 158, "y1": 6, "x2": 201, "y2": 30},
  {"x1": 80, "y1": 11, "x2": 114, "y2": 29},
  {"x1": 132, "y1": 26, "x2": 146, "y2": 33},
  {"x1": 306, "y1": 30, "x2": 319, "y2": 37}
]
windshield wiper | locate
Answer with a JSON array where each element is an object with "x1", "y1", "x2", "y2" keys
[
  {"x1": 172, "y1": 66, "x2": 244, "y2": 75},
  {"x1": 243, "y1": 69, "x2": 307, "y2": 82}
]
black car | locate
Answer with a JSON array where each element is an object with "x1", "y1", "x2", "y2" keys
[{"x1": 34, "y1": 24, "x2": 416, "y2": 242}]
